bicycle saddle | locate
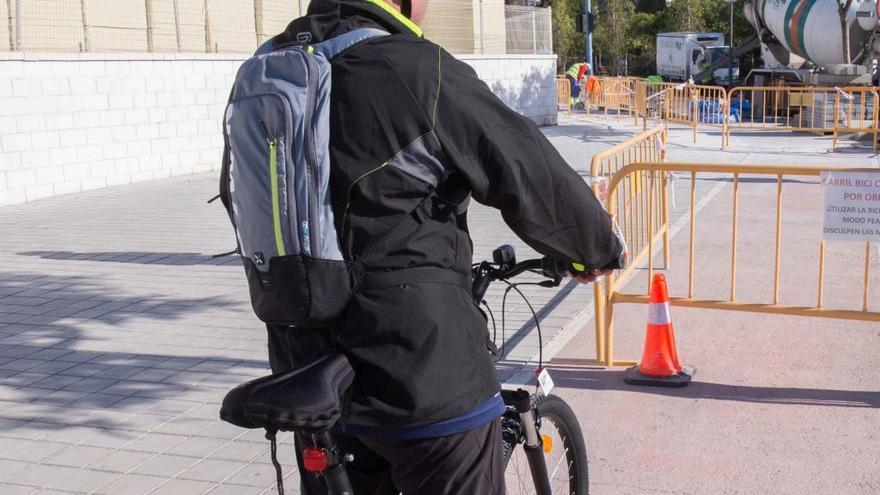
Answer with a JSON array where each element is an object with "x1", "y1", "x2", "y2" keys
[{"x1": 220, "y1": 353, "x2": 355, "y2": 433}]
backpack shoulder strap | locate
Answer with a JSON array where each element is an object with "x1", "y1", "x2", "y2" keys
[{"x1": 313, "y1": 28, "x2": 389, "y2": 60}]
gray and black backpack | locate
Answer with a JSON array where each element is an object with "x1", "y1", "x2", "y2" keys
[{"x1": 222, "y1": 29, "x2": 387, "y2": 327}]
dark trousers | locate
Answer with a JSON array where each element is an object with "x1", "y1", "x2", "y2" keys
[{"x1": 296, "y1": 419, "x2": 506, "y2": 495}]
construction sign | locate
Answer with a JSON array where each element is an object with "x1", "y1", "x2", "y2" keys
[{"x1": 822, "y1": 171, "x2": 880, "y2": 242}]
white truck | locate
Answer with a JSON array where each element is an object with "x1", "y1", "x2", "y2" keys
[{"x1": 656, "y1": 32, "x2": 740, "y2": 85}]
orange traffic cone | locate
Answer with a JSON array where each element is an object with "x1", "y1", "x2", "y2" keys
[{"x1": 624, "y1": 274, "x2": 695, "y2": 387}]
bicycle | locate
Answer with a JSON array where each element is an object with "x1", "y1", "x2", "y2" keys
[{"x1": 220, "y1": 245, "x2": 592, "y2": 495}]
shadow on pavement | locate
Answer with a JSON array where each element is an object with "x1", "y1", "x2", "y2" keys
[
  {"x1": 548, "y1": 366, "x2": 880, "y2": 409},
  {"x1": 0, "y1": 272, "x2": 263, "y2": 431},
  {"x1": 18, "y1": 251, "x2": 238, "y2": 266}
]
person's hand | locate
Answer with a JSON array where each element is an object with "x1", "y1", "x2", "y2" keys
[{"x1": 573, "y1": 268, "x2": 613, "y2": 284}]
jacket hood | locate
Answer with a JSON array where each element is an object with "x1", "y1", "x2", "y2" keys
[{"x1": 273, "y1": 0, "x2": 422, "y2": 48}]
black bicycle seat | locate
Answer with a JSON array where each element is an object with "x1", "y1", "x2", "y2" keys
[{"x1": 220, "y1": 353, "x2": 355, "y2": 433}]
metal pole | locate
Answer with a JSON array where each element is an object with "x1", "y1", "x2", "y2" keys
[
  {"x1": 80, "y1": 0, "x2": 90, "y2": 52},
  {"x1": 531, "y1": 10, "x2": 536, "y2": 54},
  {"x1": 585, "y1": 0, "x2": 593, "y2": 73},
  {"x1": 14, "y1": 0, "x2": 20, "y2": 50},
  {"x1": 728, "y1": 2, "x2": 733, "y2": 87},
  {"x1": 173, "y1": 0, "x2": 182, "y2": 51},
  {"x1": 145, "y1": 0, "x2": 154, "y2": 52},
  {"x1": 478, "y1": 0, "x2": 484, "y2": 54},
  {"x1": 254, "y1": 0, "x2": 263, "y2": 46}
]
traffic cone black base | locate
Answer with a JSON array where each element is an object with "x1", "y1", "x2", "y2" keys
[{"x1": 623, "y1": 365, "x2": 696, "y2": 388}]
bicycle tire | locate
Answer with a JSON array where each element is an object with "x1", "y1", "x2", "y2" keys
[{"x1": 503, "y1": 394, "x2": 589, "y2": 495}]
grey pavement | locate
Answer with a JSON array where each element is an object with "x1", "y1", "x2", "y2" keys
[{"x1": 1, "y1": 116, "x2": 879, "y2": 494}]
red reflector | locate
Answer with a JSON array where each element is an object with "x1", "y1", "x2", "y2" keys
[{"x1": 303, "y1": 447, "x2": 330, "y2": 472}]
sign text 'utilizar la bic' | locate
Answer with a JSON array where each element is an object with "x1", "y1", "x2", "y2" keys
[{"x1": 822, "y1": 172, "x2": 880, "y2": 241}]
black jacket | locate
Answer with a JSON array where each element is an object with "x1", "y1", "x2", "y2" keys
[{"x1": 223, "y1": 0, "x2": 621, "y2": 429}]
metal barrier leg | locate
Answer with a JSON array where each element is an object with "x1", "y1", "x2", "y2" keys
[{"x1": 593, "y1": 283, "x2": 605, "y2": 365}]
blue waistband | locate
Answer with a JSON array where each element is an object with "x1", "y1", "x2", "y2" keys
[{"x1": 340, "y1": 393, "x2": 505, "y2": 439}]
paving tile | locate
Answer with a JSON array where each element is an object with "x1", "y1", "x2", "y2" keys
[
  {"x1": 2, "y1": 463, "x2": 80, "y2": 487},
  {"x1": 93, "y1": 473, "x2": 167, "y2": 495},
  {"x1": 0, "y1": 459, "x2": 30, "y2": 479},
  {"x1": 179, "y1": 458, "x2": 248, "y2": 483},
  {"x1": 121, "y1": 433, "x2": 186, "y2": 454},
  {"x1": 1, "y1": 441, "x2": 69, "y2": 463},
  {"x1": 223, "y1": 462, "x2": 277, "y2": 488},
  {"x1": 131, "y1": 453, "x2": 199, "y2": 477},
  {"x1": 207, "y1": 441, "x2": 267, "y2": 462},
  {"x1": 0, "y1": 483, "x2": 41, "y2": 494},
  {"x1": 206, "y1": 483, "x2": 269, "y2": 495},
  {"x1": 44, "y1": 445, "x2": 115, "y2": 468},
  {"x1": 165, "y1": 436, "x2": 229, "y2": 458},
  {"x1": 47, "y1": 468, "x2": 120, "y2": 492},
  {"x1": 87, "y1": 449, "x2": 155, "y2": 473},
  {"x1": 147, "y1": 478, "x2": 216, "y2": 495}
]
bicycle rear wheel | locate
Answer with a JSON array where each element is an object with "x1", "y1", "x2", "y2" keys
[{"x1": 504, "y1": 394, "x2": 589, "y2": 495}]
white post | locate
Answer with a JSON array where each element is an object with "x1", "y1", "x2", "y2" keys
[
  {"x1": 478, "y1": 0, "x2": 484, "y2": 54},
  {"x1": 531, "y1": 10, "x2": 536, "y2": 54},
  {"x1": 173, "y1": 0, "x2": 182, "y2": 51},
  {"x1": 14, "y1": 0, "x2": 20, "y2": 50}
]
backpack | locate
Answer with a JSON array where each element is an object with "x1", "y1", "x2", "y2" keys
[{"x1": 222, "y1": 28, "x2": 388, "y2": 327}]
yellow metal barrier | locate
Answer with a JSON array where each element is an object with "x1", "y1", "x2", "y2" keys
[
  {"x1": 587, "y1": 127, "x2": 669, "y2": 364},
  {"x1": 598, "y1": 77, "x2": 636, "y2": 120},
  {"x1": 599, "y1": 162, "x2": 880, "y2": 366},
  {"x1": 725, "y1": 86, "x2": 879, "y2": 151},
  {"x1": 556, "y1": 76, "x2": 571, "y2": 114}
]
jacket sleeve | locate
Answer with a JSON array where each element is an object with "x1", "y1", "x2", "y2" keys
[{"x1": 432, "y1": 53, "x2": 622, "y2": 269}]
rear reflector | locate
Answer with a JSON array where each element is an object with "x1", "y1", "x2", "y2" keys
[{"x1": 303, "y1": 447, "x2": 330, "y2": 472}]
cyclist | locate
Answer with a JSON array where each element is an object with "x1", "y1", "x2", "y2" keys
[{"x1": 229, "y1": 0, "x2": 623, "y2": 493}]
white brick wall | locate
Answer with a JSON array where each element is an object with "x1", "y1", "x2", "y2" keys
[{"x1": 0, "y1": 52, "x2": 557, "y2": 206}]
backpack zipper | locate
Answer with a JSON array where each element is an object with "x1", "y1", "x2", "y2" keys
[{"x1": 303, "y1": 49, "x2": 320, "y2": 258}]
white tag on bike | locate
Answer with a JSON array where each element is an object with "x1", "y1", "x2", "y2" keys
[{"x1": 536, "y1": 368, "x2": 555, "y2": 395}]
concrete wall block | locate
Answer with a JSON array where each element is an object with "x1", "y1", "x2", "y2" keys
[
  {"x1": 25, "y1": 96, "x2": 58, "y2": 115},
  {"x1": 173, "y1": 91, "x2": 196, "y2": 106},
  {"x1": 116, "y1": 157, "x2": 140, "y2": 174},
  {"x1": 0, "y1": 171, "x2": 5, "y2": 190},
  {"x1": 12, "y1": 79, "x2": 41, "y2": 97},
  {"x1": 166, "y1": 106, "x2": 188, "y2": 122},
  {"x1": 121, "y1": 76, "x2": 147, "y2": 93},
  {"x1": 165, "y1": 77, "x2": 186, "y2": 92},
  {"x1": 50, "y1": 148, "x2": 79, "y2": 166},
  {"x1": 104, "y1": 61, "x2": 131, "y2": 77},
  {"x1": 59, "y1": 129, "x2": 88, "y2": 149},
  {"x1": 125, "y1": 109, "x2": 150, "y2": 125},
  {"x1": 17, "y1": 115, "x2": 46, "y2": 133},
  {"x1": 188, "y1": 105, "x2": 209, "y2": 120},
  {"x1": 73, "y1": 111, "x2": 101, "y2": 128},
  {"x1": 100, "y1": 110, "x2": 126, "y2": 127},
  {"x1": 129, "y1": 61, "x2": 158, "y2": 76},
  {"x1": 150, "y1": 139, "x2": 170, "y2": 155},
  {"x1": 6, "y1": 168, "x2": 37, "y2": 188},
  {"x1": 170, "y1": 166, "x2": 194, "y2": 177},
  {"x1": 161, "y1": 152, "x2": 180, "y2": 168},
  {"x1": 178, "y1": 150, "x2": 200, "y2": 166},
  {"x1": 191, "y1": 163, "x2": 215, "y2": 174},
  {"x1": 103, "y1": 143, "x2": 129, "y2": 160},
  {"x1": 81, "y1": 176, "x2": 108, "y2": 192},
  {"x1": 159, "y1": 122, "x2": 178, "y2": 139},
  {"x1": 176, "y1": 121, "x2": 198, "y2": 136},
  {"x1": 85, "y1": 128, "x2": 112, "y2": 146},
  {"x1": 168, "y1": 137, "x2": 191, "y2": 152},
  {"x1": 185, "y1": 75, "x2": 206, "y2": 90},
  {"x1": 127, "y1": 140, "x2": 152, "y2": 158},
  {"x1": 31, "y1": 131, "x2": 60, "y2": 150},
  {"x1": 2, "y1": 133, "x2": 32, "y2": 153},
  {"x1": 196, "y1": 90, "x2": 216, "y2": 105},
  {"x1": 148, "y1": 108, "x2": 167, "y2": 123},
  {"x1": 136, "y1": 124, "x2": 160, "y2": 141},
  {"x1": 156, "y1": 92, "x2": 175, "y2": 107},
  {"x1": 76, "y1": 144, "x2": 105, "y2": 163},
  {"x1": 52, "y1": 181, "x2": 82, "y2": 196},
  {"x1": 0, "y1": 152, "x2": 22, "y2": 171},
  {"x1": 199, "y1": 149, "x2": 219, "y2": 164},
  {"x1": 0, "y1": 80, "x2": 11, "y2": 98},
  {"x1": 90, "y1": 160, "x2": 116, "y2": 177},
  {"x1": 36, "y1": 166, "x2": 65, "y2": 185},
  {"x1": 0, "y1": 187, "x2": 27, "y2": 206},
  {"x1": 145, "y1": 77, "x2": 165, "y2": 92},
  {"x1": 138, "y1": 155, "x2": 161, "y2": 171},
  {"x1": 23, "y1": 62, "x2": 53, "y2": 79},
  {"x1": 81, "y1": 94, "x2": 110, "y2": 111},
  {"x1": 95, "y1": 77, "x2": 123, "y2": 94},
  {"x1": 41, "y1": 79, "x2": 71, "y2": 96},
  {"x1": 131, "y1": 170, "x2": 156, "y2": 182},
  {"x1": 133, "y1": 93, "x2": 158, "y2": 109},
  {"x1": 196, "y1": 121, "x2": 218, "y2": 136},
  {"x1": 0, "y1": 116, "x2": 15, "y2": 134},
  {"x1": 45, "y1": 114, "x2": 75, "y2": 131},
  {"x1": 55, "y1": 96, "x2": 85, "y2": 113},
  {"x1": 0, "y1": 96, "x2": 28, "y2": 116},
  {"x1": 106, "y1": 174, "x2": 133, "y2": 187},
  {"x1": 108, "y1": 93, "x2": 134, "y2": 109},
  {"x1": 110, "y1": 126, "x2": 137, "y2": 143},
  {"x1": 49, "y1": 62, "x2": 81, "y2": 78},
  {"x1": 26, "y1": 184, "x2": 56, "y2": 202},
  {"x1": 0, "y1": 61, "x2": 25, "y2": 79},
  {"x1": 76, "y1": 61, "x2": 106, "y2": 78}
]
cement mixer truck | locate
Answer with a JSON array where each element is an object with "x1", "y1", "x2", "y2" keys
[{"x1": 743, "y1": 0, "x2": 880, "y2": 85}]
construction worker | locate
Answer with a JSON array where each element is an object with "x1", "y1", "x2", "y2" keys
[{"x1": 565, "y1": 61, "x2": 590, "y2": 108}]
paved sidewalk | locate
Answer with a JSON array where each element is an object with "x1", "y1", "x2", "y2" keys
[{"x1": 1, "y1": 116, "x2": 877, "y2": 494}]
